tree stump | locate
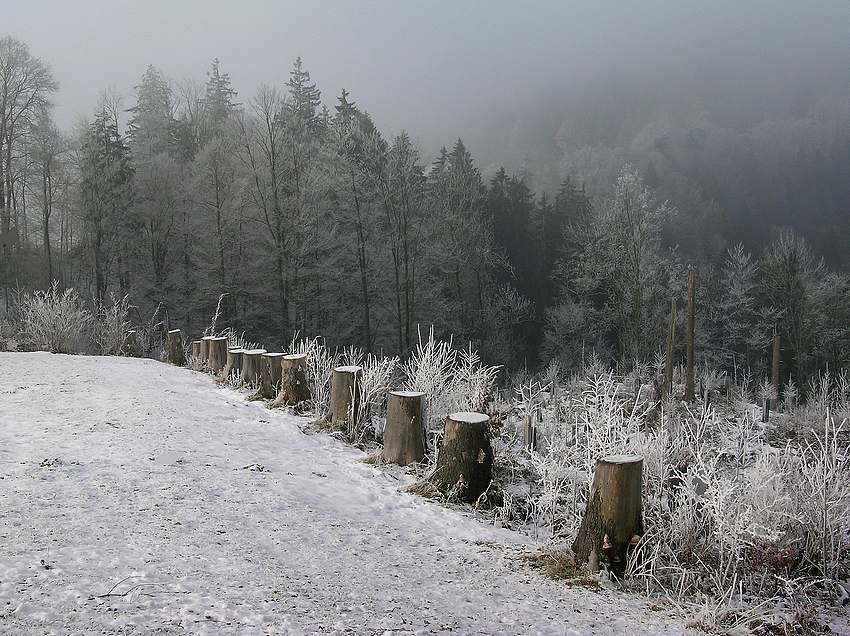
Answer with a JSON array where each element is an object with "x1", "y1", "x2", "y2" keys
[
  {"x1": 322, "y1": 365, "x2": 362, "y2": 430},
  {"x1": 191, "y1": 340, "x2": 201, "y2": 361},
  {"x1": 220, "y1": 347, "x2": 243, "y2": 384},
  {"x1": 382, "y1": 390, "x2": 426, "y2": 465},
  {"x1": 126, "y1": 330, "x2": 140, "y2": 357},
  {"x1": 207, "y1": 337, "x2": 228, "y2": 374},
  {"x1": 272, "y1": 353, "x2": 311, "y2": 408},
  {"x1": 572, "y1": 454, "x2": 644, "y2": 578},
  {"x1": 239, "y1": 349, "x2": 267, "y2": 387},
  {"x1": 200, "y1": 336, "x2": 214, "y2": 366},
  {"x1": 166, "y1": 329, "x2": 185, "y2": 366},
  {"x1": 429, "y1": 412, "x2": 493, "y2": 504},
  {"x1": 254, "y1": 352, "x2": 284, "y2": 399}
]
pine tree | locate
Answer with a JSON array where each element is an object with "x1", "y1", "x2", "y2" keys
[
  {"x1": 127, "y1": 65, "x2": 177, "y2": 160},
  {"x1": 203, "y1": 58, "x2": 237, "y2": 132}
]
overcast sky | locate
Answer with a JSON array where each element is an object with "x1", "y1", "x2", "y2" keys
[{"x1": 8, "y1": 0, "x2": 850, "y2": 158}]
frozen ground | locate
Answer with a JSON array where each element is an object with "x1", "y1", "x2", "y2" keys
[{"x1": 0, "y1": 352, "x2": 691, "y2": 635}]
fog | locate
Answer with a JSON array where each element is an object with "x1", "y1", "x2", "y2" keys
[{"x1": 10, "y1": 0, "x2": 849, "y2": 163}]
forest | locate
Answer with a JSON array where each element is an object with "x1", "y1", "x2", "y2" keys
[{"x1": 1, "y1": 34, "x2": 849, "y2": 391}]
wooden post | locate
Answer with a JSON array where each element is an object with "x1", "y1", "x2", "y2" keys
[
  {"x1": 239, "y1": 348, "x2": 267, "y2": 387},
  {"x1": 572, "y1": 454, "x2": 643, "y2": 577},
  {"x1": 429, "y1": 411, "x2": 493, "y2": 504},
  {"x1": 771, "y1": 332, "x2": 781, "y2": 408},
  {"x1": 664, "y1": 298, "x2": 676, "y2": 398},
  {"x1": 166, "y1": 329, "x2": 185, "y2": 366},
  {"x1": 272, "y1": 353, "x2": 311, "y2": 407},
  {"x1": 207, "y1": 337, "x2": 228, "y2": 374},
  {"x1": 220, "y1": 347, "x2": 243, "y2": 384},
  {"x1": 382, "y1": 390, "x2": 426, "y2": 465},
  {"x1": 685, "y1": 269, "x2": 697, "y2": 402},
  {"x1": 254, "y1": 352, "x2": 284, "y2": 399},
  {"x1": 523, "y1": 414, "x2": 537, "y2": 452},
  {"x1": 762, "y1": 397, "x2": 770, "y2": 423},
  {"x1": 322, "y1": 365, "x2": 362, "y2": 430}
]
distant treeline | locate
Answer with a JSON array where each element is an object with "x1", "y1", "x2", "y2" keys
[{"x1": 1, "y1": 36, "x2": 848, "y2": 388}]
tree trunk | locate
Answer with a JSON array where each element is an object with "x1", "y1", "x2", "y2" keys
[
  {"x1": 322, "y1": 365, "x2": 362, "y2": 430},
  {"x1": 663, "y1": 298, "x2": 676, "y2": 399},
  {"x1": 685, "y1": 269, "x2": 697, "y2": 402},
  {"x1": 572, "y1": 454, "x2": 644, "y2": 578},
  {"x1": 771, "y1": 332, "x2": 781, "y2": 408},
  {"x1": 166, "y1": 329, "x2": 185, "y2": 366},
  {"x1": 429, "y1": 412, "x2": 493, "y2": 504},
  {"x1": 207, "y1": 337, "x2": 228, "y2": 374},
  {"x1": 220, "y1": 347, "x2": 243, "y2": 384},
  {"x1": 382, "y1": 390, "x2": 426, "y2": 465},
  {"x1": 239, "y1": 349, "x2": 267, "y2": 387},
  {"x1": 254, "y1": 352, "x2": 284, "y2": 399},
  {"x1": 272, "y1": 353, "x2": 311, "y2": 408}
]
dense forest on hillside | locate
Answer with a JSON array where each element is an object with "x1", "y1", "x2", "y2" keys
[{"x1": 1, "y1": 35, "x2": 849, "y2": 388}]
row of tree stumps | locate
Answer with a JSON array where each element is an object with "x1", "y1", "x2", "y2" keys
[{"x1": 166, "y1": 329, "x2": 644, "y2": 577}]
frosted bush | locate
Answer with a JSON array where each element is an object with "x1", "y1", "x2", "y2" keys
[
  {"x1": 18, "y1": 282, "x2": 92, "y2": 354},
  {"x1": 93, "y1": 294, "x2": 130, "y2": 355},
  {"x1": 288, "y1": 336, "x2": 338, "y2": 414}
]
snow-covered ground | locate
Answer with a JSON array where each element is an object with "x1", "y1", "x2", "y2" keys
[{"x1": 0, "y1": 352, "x2": 691, "y2": 635}]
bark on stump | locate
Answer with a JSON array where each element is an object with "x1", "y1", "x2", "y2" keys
[
  {"x1": 572, "y1": 454, "x2": 644, "y2": 578},
  {"x1": 322, "y1": 365, "x2": 362, "y2": 431},
  {"x1": 255, "y1": 352, "x2": 284, "y2": 399},
  {"x1": 221, "y1": 348, "x2": 243, "y2": 384},
  {"x1": 166, "y1": 329, "x2": 185, "y2": 366},
  {"x1": 200, "y1": 336, "x2": 214, "y2": 366},
  {"x1": 207, "y1": 337, "x2": 228, "y2": 374},
  {"x1": 429, "y1": 412, "x2": 493, "y2": 504},
  {"x1": 382, "y1": 390, "x2": 426, "y2": 465},
  {"x1": 272, "y1": 353, "x2": 311, "y2": 407},
  {"x1": 239, "y1": 349, "x2": 267, "y2": 387}
]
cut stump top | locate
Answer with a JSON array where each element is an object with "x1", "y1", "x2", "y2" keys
[
  {"x1": 448, "y1": 411, "x2": 490, "y2": 425},
  {"x1": 262, "y1": 352, "x2": 285, "y2": 358},
  {"x1": 243, "y1": 349, "x2": 267, "y2": 355},
  {"x1": 335, "y1": 365, "x2": 363, "y2": 373},
  {"x1": 283, "y1": 353, "x2": 307, "y2": 361},
  {"x1": 389, "y1": 390, "x2": 426, "y2": 398},
  {"x1": 600, "y1": 454, "x2": 644, "y2": 464},
  {"x1": 168, "y1": 329, "x2": 181, "y2": 334}
]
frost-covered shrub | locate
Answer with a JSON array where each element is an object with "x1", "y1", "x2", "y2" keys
[
  {"x1": 18, "y1": 282, "x2": 92, "y2": 354},
  {"x1": 93, "y1": 294, "x2": 131, "y2": 355},
  {"x1": 493, "y1": 364, "x2": 850, "y2": 630},
  {"x1": 402, "y1": 326, "x2": 500, "y2": 442},
  {"x1": 288, "y1": 335, "x2": 338, "y2": 414},
  {"x1": 350, "y1": 354, "x2": 397, "y2": 444}
]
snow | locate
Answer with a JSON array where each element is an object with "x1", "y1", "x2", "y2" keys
[
  {"x1": 283, "y1": 354, "x2": 306, "y2": 361},
  {"x1": 0, "y1": 352, "x2": 691, "y2": 635},
  {"x1": 335, "y1": 365, "x2": 362, "y2": 373},
  {"x1": 388, "y1": 390, "x2": 426, "y2": 398},
  {"x1": 449, "y1": 412, "x2": 490, "y2": 425}
]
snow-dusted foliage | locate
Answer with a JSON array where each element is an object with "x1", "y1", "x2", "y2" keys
[
  {"x1": 287, "y1": 336, "x2": 338, "y2": 414},
  {"x1": 93, "y1": 294, "x2": 131, "y2": 355},
  {"x1": 493, "y1": 366, "x2": 850, "y2": 631},
  {"x1": 401, "y1": 327, "x2": 501, "y2": 440},
  {"x1": 349, "y1": 354, "x2": 397, "y2": 444},
  {"x1": 17, "y1": 281, "x2": 92, "y2": 353}
]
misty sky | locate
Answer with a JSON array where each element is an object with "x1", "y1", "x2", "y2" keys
[{"x1": 8, "y1": 0, "x2": 850, "y2": 159}]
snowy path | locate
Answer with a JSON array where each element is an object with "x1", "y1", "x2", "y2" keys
[{"x1": 0, "y1": 352, "x2": 689, "y2": 635}]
